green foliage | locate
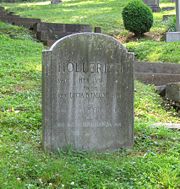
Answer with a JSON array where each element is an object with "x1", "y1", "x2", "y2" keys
[
  {"x1": 2, "y1": 0, "x2": 179, "y2": 63},
  {"x1": 126, "y1": 40, "x2": 180, "y2": 63},
  {"x1": 2, "y1": 0, "x2": 176, "y2": 35},
  {"x1": 166, "y1": 16, "x2": 176, "y2": 32},
  {"x1": 134, "y1": 82, "x2": 178, "y2": 122},
  {"x1": 0, "y1": 22, "x2": 179, "y2": 188},
  {"x1": 122, "y1": 0, "x2": 153, "y2": 36},
  {"x1": 0, "y1": 21, "x2": 33, "y2": 40},
  {"x1": 161, "y1": 0, "x2": 173, "y2": 2},
  {"x1": 2, "y1": 0, "x2": 130, "y2": 34}
]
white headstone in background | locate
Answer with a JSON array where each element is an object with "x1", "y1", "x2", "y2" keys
[
  {"x1": 176, "y1": 0, "x2": 180, "y2": 31},
  {"x1": 166, "y1": 0, "x2": 180, "y2": 42}
]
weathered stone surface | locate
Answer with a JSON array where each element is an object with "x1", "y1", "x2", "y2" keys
[
  {"x1": 0, "y1": 13, "x2": 40, "y2": 28},
  {"x1": 162, "y1": 7, "x2": 175, "y2": 11},
  {"x1": 135, "y1": 73, "x2": 180, "y2": 86},
  {"x1": 51, "y1": 0, "x2": 61, "y2": 4},
  {"x1": 94, "y1": 27, "x2": 101, "y2": 33},
  {"x1": 176, "y1": 0, "x2": 180, "y2": 31},
  {"x1": 35, "y1": 22, "x2": 93, "y2": 43},
  {"x1": 166, "y1": 32, "x2": 180, "y2": 42},
  {"x1": 134, "y1": 61, "x2": 180, "y2": 85},
  {"x1": 143, "y1": 0, "x2": 160, "y2": 12},
  {"x1": 166, "y1": 82, "x2": 180, "y2": 102},
  {"x1": 46, "y1": 40, "x2": 57, "y2": 47},
  {"x1": 42, "y1": 33, "x2": 134, "y2": 152},
  {"x1": 156, "y1": 85, "x2": 166, "y2": 96},
  {"x1": 134, "y1": 62, "x2": 180, "y2": 75},
  {"x1": 35, "y1": 22, "x2": 92, "y2": 33},
  {"x1": 166, "y1": 0, "x2": 180, "y2": 41}
]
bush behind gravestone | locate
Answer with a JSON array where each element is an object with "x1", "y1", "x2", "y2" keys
[{"x1": 122, "y1": 0, "x2": 153, "y2": 36}]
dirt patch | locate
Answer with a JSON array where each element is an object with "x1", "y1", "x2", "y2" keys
[{"x1": 116, "y1": 32, "x2": 164, "y2": 43}]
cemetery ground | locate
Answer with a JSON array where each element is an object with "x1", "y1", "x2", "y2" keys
[
  {"x1": 2, "y1": 0, "x2": 180, "y2": 63},
  {"x1": 0, "y1": 1, "x2": 179, "y2": 189},
  {"x1": 0, "y1": 23, "x2": 180, "y2": 189}
]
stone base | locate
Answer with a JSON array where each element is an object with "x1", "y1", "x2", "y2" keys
[
  {"x1": 135, "y1": 73, "x2": 180, "y2": 86},
  {"x1": 143, "y1": 0, "x2": 160, "y2": 12},
  {"x1": 51, "y1": 0, "x2": 62, "y2": 4},
  {"x1": 166, "y1": 82, "x2": 180, "y2": 102},
  {"x1": 150, "y1": 5, "x2": 161, "y2": 12},
  {"x1": 166, "y1": 32, "x2": 180, "y2": 42}
]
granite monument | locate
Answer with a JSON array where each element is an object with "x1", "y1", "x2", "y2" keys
[{"x1": 42, "y1": 33, "x2": 134, "y2": 152}]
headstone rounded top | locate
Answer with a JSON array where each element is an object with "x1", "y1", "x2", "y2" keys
[
  {"x1": 49, "y1": 32, "x2": 127, "y2": 53},
  {"x1": 42, "y1": 32, "x2": 134, "y2": 152}
]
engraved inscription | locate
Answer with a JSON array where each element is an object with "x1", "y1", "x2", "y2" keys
[
  {"x1": 43, "y1": 33, "x2": 134, "y2": 151},
  {"x1": 56, "y1": 122, "x2": 122, "y2": 128},
  {"x1": 58, "y1": 62, "x2": 115, "y2": 73}
]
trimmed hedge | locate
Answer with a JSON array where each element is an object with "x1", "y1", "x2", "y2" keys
[{"x1": 122, "y1": 0, "x2": 153, "y2": 36}]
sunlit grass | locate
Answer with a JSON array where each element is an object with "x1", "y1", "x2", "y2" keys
[
  {"x1": 126, "y1": 40, "x2": 180, "y2": 63},
  {"x1": 2, "y1": 0, "x2": 177, "y2": 34},
  {"x1": 160, "y1": 2, "x2": 175, "y2": 8},
  {"x1": 2, "y1": 0, "x2": 131, "y2": 33},
  {"x1": 0, "y1": 13, "x2": 180, "y2": 188},
  {"x1": 1, "y1": 1, "x2": 180, "y2": 63}
]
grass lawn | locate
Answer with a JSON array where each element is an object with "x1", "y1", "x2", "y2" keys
[
  {"x1": 1, "y1": 0, "x2": 175, "y2": 34},
  {"x1": 2, "y1": 0, "x2": 180, "y2": 63},
  {"x1": 125, "y1": 40, "x2": 180, "y2": 63},
  {"x1": 2, "y1": 0, "x2": 128, "y2": 34},
  {"x1": 0, "y1": 22, "x2": 180, "y2": 188}
]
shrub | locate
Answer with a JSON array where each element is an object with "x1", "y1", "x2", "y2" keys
[
  {"x1": 166, "y1": 16, "x2": 176, "y2": 32},
  {"x1": 122, "y1": 0, "x2": 153, "y2": 36}
]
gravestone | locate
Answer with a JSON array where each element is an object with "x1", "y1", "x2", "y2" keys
[
  {"x1": 5, "y1": 0, "x2": 16, "y2": 2},
  {"x1": 143, "y1": 0, "x2": 160, "y2": 12},
  {"x1": 42, "y1": 33, "x2": 134, "y2": 152},
  {"x1": 176, "y1": 0, "x2": 180, "y2": 31},
  {"x1": 166, "y1": 0, "x2": 180, "y2": 41},
  {"x1": 51, "y1": 0, "x2": 61, "y2": 4},
  {"x1": 166, "y1": 82, "x2": 180, "y2": 102}
]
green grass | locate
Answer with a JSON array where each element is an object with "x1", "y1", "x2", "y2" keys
[
  {"x1": 2, "y1": 0, "x2": 128, "y2": 34},
  {"x1": 1, "y1": 0, "x2": 175, "y2": 34},
  {"x1": 2, "y1": 0, "x2": 180, "y2": 63},
  {"x1": 126, "y1": 40, "x2": 180, "y2": 63},
  {"x1": 0, "y1": 21, "x2": 33, "y2": 39},
  {"x1": 0, "y1": 22, "x2": 180, "y2": 188}
]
